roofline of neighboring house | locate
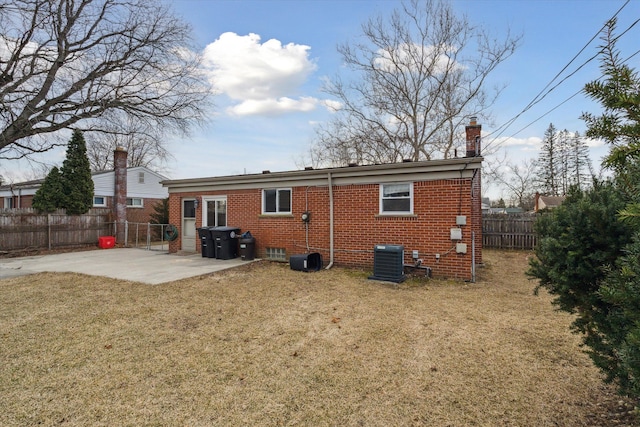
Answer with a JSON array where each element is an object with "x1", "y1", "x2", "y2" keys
[
  {"x1": 91, "y1": 165, "x2": 168, "y2": 180},
  {"x1": 0, "y1": 165, "x2": 168, "y2": 192},
  {"x1": 0, "y1": 179, "x2": 44, "y2": 191},
  {"x1": 162, "y1": 157, "x2": 483, "y2": 193}
]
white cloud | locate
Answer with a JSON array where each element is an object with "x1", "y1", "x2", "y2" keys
[
  {"x1": 498, "y1": 135, "x2": 543, "y2": 150},
  {"x1": 202, "y1": 32, "x2": 335, "y2": 116},
  {"x1": 321, "y1": 99, "x2": 343, "y2": 112},
  {"x1": 227, "y1": 96, "x2": 318, "y2": 116},
  {"x1": 584, "y1": 137, "x2": 607, "y2": 148},
  {"x1": 374, "y1": 43, "x2": 461, "y2": 74}
]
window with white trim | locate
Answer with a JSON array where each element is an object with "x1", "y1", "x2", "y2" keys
[
  {"x1": 262, "y1": 188, "x2": 291, "y2": 214},
  {"x1": 203, "y1": 197, "x2": 227, "y2": 227},
  {"x1": 380, "y1": 183, "x2": 413, "y2": 214},
  {"x1": 126, "y1": 197, "x2": 143, "y2": 208},
  {"x1": 93, "y1": 196, "x2": 107, "y2": 207}
]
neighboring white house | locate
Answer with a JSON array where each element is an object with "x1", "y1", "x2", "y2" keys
[
  {"x1": 90, "y1": 167, "x2": 168, "y2": 211},
  {"x1": 0, "y1": 166, "x2": 168, "y2": 219}
]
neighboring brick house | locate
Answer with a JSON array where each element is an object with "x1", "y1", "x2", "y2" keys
[
  {"x1": 0, "y1": 151, "x2": 168, "y2": 225},
  {"x1": 91, "y1": 166, "x2": 168, "y2": 224},
  {"x1": 162, "y1": 120, "x2": 483, "y2": 281}
]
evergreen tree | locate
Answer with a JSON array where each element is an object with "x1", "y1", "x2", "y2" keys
[
  {"x1": 582, "y1": 18, "x2": 640, "y2": 170},
  {"x1": 59, "y1": 130, "x2": 94, "y2": 215},
  {"x1": 528, "y1": 182, "x2": 634, "y2": 393},
  {"x1": 150, "y1": 198, "x2": 169, "y2": 225},
  {"x1": 557, "y1": 129, "x2": 571, "y2": 195},
  {"x1": 535, "y1": 123, "x2": 560, "y2": 196},
  {"x1": 150, "y1": 198, "x2": 170, "y2": 240},
  {"x1": 567, "y1": 131, "x2": 593, "y2": 190},
  {"x1": 531, "y1": 18, "x2": 640, "y2": 399},
  {"x1": 32, "y1": 166, "x2": 64, "y2": 213},
  {"x1": 598, "y1": 232, "x2": 640, "y2": 396}
]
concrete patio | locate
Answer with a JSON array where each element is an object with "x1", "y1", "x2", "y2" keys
[{"x1": 0, "y1": 248, "x2": 254, "y2": 284}]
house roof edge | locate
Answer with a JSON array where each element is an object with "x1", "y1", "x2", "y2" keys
[{"x1": 161, "y1": 157, "x2": 483, "y2": 190}]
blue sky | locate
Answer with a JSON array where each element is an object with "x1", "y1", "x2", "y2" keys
[
  {"x1": 164, "y1": 0, "x2": 637, "y2": 185},
  {"x1": 3, "y1": 0, "x2": 639, "y2": 200}
]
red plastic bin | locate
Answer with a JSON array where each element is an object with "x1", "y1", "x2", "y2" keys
[{"x1": 98, "y1": 236, "x2": 116, "y2": 249}]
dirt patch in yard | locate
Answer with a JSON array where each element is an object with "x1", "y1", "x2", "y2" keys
[{"x1": 0, "y1": 250, "x2": 637, "y2": 426}]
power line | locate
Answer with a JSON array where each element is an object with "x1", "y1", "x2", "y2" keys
[
  {"x1": 485, "y1": 14, "x2": 639, "y2": 152},
  {"x1": 499, "y1": 46, "x2": 640, "y2": 141},
  {"x1": 483, "y1": 0, "x2": 631, "y2": 152}
]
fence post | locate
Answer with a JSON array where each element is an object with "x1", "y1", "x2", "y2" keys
[
  {"x1": 146, "y1": 223, "x2": 151, "y2": 250},
  {"x1": 471, "y1": 231, "x2": 476, "y2": 283},
  {"x1": 47, "y1": 213, "x2": 52, "y2": 251}
]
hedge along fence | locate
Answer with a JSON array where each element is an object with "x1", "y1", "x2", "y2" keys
[
  {"x1": 0, "y1": 208, "x2": 114, "y2": 252},
  {"x1": 482, "y1": 213, "x2": 537, "y2": 250}
]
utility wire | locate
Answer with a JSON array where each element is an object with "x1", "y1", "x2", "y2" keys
[
  {"x1": 498, "y1": 46, "x2": 640, "y2": 143},
  {"x1": 482, "y1": 0, "x2": 631, "y2": 151}
]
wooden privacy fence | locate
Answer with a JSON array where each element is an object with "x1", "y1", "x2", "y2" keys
[
  {"x1": 482, "y1": 213, "x2": 537, "y2": 250},
  {"x1": 0, "y1": 208, "x2": 114, "y2": 252}
]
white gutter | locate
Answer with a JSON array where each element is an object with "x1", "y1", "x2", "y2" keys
[{"x1": 326, "y1": 172, "x2": 334, "y2": 269}]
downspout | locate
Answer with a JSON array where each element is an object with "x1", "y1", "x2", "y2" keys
[{"x1": 326, "y1": 172, "x2": 334, "y2": 269}]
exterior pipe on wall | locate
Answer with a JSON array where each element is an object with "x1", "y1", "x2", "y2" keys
[
  {"x1": 472, "y1": 231, "x2": 476, "y2": 283},
  {"x1": 326, "y1": 172, "x2": 334, "y2": 269}
]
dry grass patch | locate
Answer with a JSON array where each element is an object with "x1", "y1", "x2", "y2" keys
[{"x1": 0, "y1": 250, "x2": 636, "y2": 426}]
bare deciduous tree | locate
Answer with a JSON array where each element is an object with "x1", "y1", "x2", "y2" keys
[
  {"x1": 310, "y1": 0, "x2": 519, "y2": 166},
  {"x1": 85, "y1": 113, "x2": 172, "y2": 171},
  {"x1": 0, "y1": 0, "x2": 212, "y2": 160},
  {"x1": 485, "y1": 155, "x2": 537, "y2": 210}
]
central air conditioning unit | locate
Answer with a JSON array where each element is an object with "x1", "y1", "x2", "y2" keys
[{"x1": 368, "y1": 244, "x2": 406, "y2": 283}]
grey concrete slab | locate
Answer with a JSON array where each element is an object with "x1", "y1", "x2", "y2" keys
[{"x1": 0, "y1": 248, "x2": 253, "y2": 284}]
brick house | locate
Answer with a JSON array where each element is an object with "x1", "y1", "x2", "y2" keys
[
  {"x1": 162, "y1": 120, "x2": 483, "y2": 280},
  {"x1": 0, "y1": 149, "x2": 168, "y2": 225}
]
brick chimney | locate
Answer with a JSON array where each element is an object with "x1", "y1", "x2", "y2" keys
[
  {"x1": 465, "y1": 117, "x2": 482, "y2": 157},
  {"x1": 114, "y1": 147, "x2": 127, "y2": 244}
]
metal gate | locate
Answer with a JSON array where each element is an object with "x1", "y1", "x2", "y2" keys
[{"x1": 124, "y1": 222, "x2": 170, "y2": 251}]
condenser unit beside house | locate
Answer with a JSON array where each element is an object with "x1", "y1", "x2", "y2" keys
[{"x1": 368, "y1": 244, "x2": 406, "y2": 283}]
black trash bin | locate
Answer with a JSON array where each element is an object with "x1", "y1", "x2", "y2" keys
[
  {"x1": 212, "y1": 226, "x2": 240, "y2": 260},
  {"x1": 239, "y1": 233, "x2": 256, "y2": 261},
  {"x1": 197, "y1": 227, "x2": 215, "y2": 258},
  {"x1": 290, "y1": 253, "x2": 323, "y2": 272}
]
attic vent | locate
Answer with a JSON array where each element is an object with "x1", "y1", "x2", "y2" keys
[{"x1": 368, "y1": 244, "x2": 406, "y2": 283}]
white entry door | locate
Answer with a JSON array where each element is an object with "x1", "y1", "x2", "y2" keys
[{"x1": 182, "y1": 199, "x2": 196, "y2": 252}]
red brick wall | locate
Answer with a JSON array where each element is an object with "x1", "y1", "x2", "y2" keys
[
  {"x1": 168, "y1": 193, "x2": 184, "y2": 253},
  {"x1": 9, "y1": 194, "x2": 34, "y2": 208},
  {"x1": 97, "y1": 196, "x2": 162, "y2": 223},
  {"x1": 113, "y1": 148, "x2": 127, "y2": 243},
  {"x1": 168, "y1": 177, "x2": 482, "y2": 280}
]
